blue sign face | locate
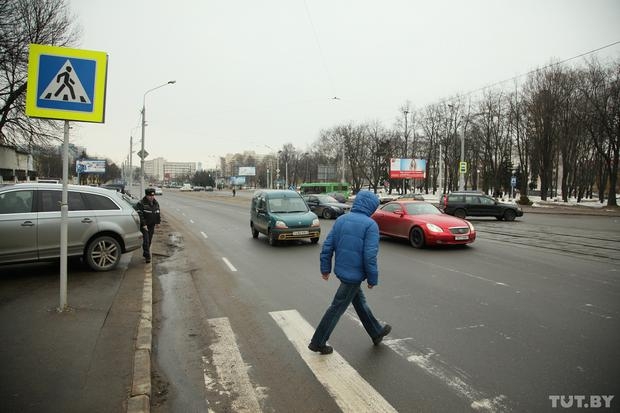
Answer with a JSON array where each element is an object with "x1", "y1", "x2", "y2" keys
[{"x1": 36, "y1": 55, "x2": 96, "y2": 113}]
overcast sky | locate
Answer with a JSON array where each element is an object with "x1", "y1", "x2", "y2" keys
[{"x1": 68, "y1": 0, "x2": 620, "y2": 169}]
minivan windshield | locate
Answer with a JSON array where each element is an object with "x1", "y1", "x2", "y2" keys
[{"x1": 268, "y1": 197, "x2": 308, "y2": 213}]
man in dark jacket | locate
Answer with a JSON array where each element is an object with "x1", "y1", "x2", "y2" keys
[
  {"x1": 137, "y1": 188, "x2": 161, "y2": 263},
  {"x1": 308, "y1": 190, "x2": 391, "y2": 355}
]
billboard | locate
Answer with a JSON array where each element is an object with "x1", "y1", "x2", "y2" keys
[
  {"x1": 76, "y1": 159, "x2": 106, "y2": 174},
  {"x1": 238, "y1": 166, "x2": 256, "y2": 176},
  {"x1": 389, "y1": 158, "x2": 426, "y2": 179},
  {"x1": 230, "y1": 176, "x2": 246, "y2": 186}
]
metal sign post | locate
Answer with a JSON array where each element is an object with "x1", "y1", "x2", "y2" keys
[{"x1": 59, "y1": 120, "x2": 70, "y2": 310}]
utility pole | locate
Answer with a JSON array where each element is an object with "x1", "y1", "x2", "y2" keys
[
  {"x1": 128, "y1": 135, "x2": 133, "y2": 193},
  {"x1": 403, "y1": 109, "x2": 409, "y2": 194}
]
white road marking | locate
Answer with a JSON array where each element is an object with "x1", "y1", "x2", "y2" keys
[
  {"x1": 201, "y1": 231, "x2": 208, "y2": 239},
  {"x1": 222, "y1": 257, "x2": 237, "y2": 272},
  {"x1": 270, "y1": 309, "x2": 398, "y2": 413},
  {"x1": 202, "y1": 317, "x2": 263, "y2": 413},
  {"x1": 190, "y1": 219, "x2": 195, "y2": 224},
  {"x1": 385, "y1": 338, "x2": 509, "y2": 412},
  {"x1": 342, "y1": 311, "x2": 509, "y2": 412}
]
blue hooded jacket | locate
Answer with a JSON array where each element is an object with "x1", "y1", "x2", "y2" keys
[{"x1": 320, "y1": 190, "x2": 381, "y2": 285}]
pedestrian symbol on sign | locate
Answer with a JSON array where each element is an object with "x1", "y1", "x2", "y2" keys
[{"x1": 39, "y1": 60, "x2": 91, "y2": 104}]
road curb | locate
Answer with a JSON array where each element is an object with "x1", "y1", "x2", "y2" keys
[{"x1": 127, "y1": 261, "x2": 153, "y2": 413}]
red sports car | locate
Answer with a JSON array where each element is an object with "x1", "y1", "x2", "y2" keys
[{"x1": 371, "y1": 200, "x2": 476, "y2": 248}]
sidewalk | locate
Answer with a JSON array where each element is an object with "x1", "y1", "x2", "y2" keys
[{"x1": 0, "y1": 252, "x2": 149, "y2": 413}]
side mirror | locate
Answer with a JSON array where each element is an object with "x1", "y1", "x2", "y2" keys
[{"x1": 393, "y1": 209, "x2": 404, "y2": 216}]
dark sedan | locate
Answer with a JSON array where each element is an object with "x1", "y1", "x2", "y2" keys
[
  {"x1": 302, "y1": 194, "x2": 351, "y2": 219},
  {"x1": 371, "y1": 200, "x2": 476, "y2": 248}
]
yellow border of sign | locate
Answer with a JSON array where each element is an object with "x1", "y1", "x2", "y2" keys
[{"x1": 26, "y1": 44, "x2": 108, "y2": 123}]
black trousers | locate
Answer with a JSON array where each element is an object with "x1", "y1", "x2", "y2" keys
[{"x1": 141, "y1": 225, "x2": 155, "y2": 257}]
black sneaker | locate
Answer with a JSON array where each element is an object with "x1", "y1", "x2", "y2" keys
[
  {"x1": 145, "y1": 257, "x2": 151, "y2": 263},
  {"x1": 372, "y1": 324, "x2": 392, "y2": 345},
  {"x1": 308, "y1": 343, "x2": 333, "y2": 355}
]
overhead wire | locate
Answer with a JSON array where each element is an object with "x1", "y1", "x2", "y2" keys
[
  {"x1": 303, "y1": 0, "x2": 339, "y2": 99},
  {"x1": 446, "y1": 40, "x2": 620, "y2": 102}
]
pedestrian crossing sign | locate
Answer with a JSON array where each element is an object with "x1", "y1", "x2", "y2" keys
[{"x1": 26, "y1": 44, "x2": 108, "y2": 123}]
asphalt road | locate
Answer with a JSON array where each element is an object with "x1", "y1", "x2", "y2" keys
[{"x1": 148, "y1": 190, "x2": 619, "y2": 412}]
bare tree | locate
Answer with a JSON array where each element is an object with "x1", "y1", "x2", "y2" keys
[
  {"x1": 577, "y1": 59, "x2": 619, "y2": 206},
  {"x1": 0, "y1": 0, "x2": 80, "y2": 147}
]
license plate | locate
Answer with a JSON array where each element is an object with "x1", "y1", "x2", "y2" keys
[
  {"x1": 455, "y1": 235, "x2": 469, "y2": 240},
  {"x1": 293, "y1": 230, "x2": 309, "y2": 236}
]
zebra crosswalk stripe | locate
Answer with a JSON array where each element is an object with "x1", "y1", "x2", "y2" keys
[
  {"x1": 203, "y1": 317, "x2": 263, "y2": 412},
  {"x1": 270, "y1": 309, "x2": 398, "y2": 413}
]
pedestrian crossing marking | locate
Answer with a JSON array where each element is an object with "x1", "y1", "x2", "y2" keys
[
  {"x1": 203, "y1": 317, "x2": 263, "y2": 412},
  {"x1": 39, "y1": 59, "x2": 91, "y2": 104},
  {"x1": 270, "y1": 309, "x2": 398, "y2": 413}
]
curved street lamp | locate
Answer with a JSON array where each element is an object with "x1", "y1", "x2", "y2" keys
[{"x1": 140, "y1": 80, "x2": 176, "y2": 196}]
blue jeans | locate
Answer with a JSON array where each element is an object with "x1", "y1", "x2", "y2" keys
[{"x1": 310, "y1": 280, "x2": 383, "y2": 347}]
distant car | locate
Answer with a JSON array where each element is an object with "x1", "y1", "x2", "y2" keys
[
  {"x1": 193, "y1": 186, "x2": 205, "y2": 192},
  {"x1": 398, "y1": 193, "x2": 425, "y2": 201},
  {"x1": 250, "y1": 190, "x2": 320, "y2": 246},
  {"x1": 302, "y1": 194, "x2": 351, "y2": 219},
  {"x1": 205, "y1": 186, "x2": 214, "y2": 192},
  {"x1": 101, "y1": 183, "x2": 126, "y2": 194},
  {"x1": 326, "y1": 192, "x2": 347, "y2": 203},
  {"x1": 179, "y1": 184, "x2": 192, "y2": 192},
  {"x1": 153, "y1": 186, "x2": 163, "y2": 195},
  {"x1": 371, "y1": 200, "x2": 475, "y2": 248},
  {"x1": 441, "y1": 191, "x2": 523, "y2": 221},
  {"x1": 376, "y1": 190, "x2": 398, "y2": 204},
  {"x1": 0, "y1": 183, "x2": 142, "y2": 271}
]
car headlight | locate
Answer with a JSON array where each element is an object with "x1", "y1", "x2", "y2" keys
[
  {"x1": 467, "y1": 221, "x2": 475, "y2": 231},
  {"x1": 425, "y1": 223, "x2": 443, "y2": 233},
  {"x1": 312, "y1": 218, "x2": 320, "y2": 227},
  {"x1": 274, "y1": 220, "x2": 288, "y2": 228}
]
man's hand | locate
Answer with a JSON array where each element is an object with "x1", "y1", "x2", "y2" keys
[
  {"x1": 321, "y1": 273, "x2": 330, "y2": 281},
  {"x1": 367, "y1": 283, "x2": 374, "y2": 289}
]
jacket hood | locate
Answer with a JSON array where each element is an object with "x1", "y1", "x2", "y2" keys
[{"x1": 351, "y1": 190, "x2": 379, "y2": 216}]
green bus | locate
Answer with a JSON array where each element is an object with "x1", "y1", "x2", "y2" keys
[{"x1": 299, "y1": 182, "x2": 351, "y2": 200}]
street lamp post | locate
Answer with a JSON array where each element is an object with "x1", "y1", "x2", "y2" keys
[
  {"x1": 458, "y1": 130, "x2": 465, "y2": 191},
  {"x1": 276, "y1": 150, "x2": 282, "y2": 189},
  {"x1": 403, "y1": 109, "x2": 409, "y2": 194},
  {"x1": 140, "y1": 80, "x2": 176, "y2": 197}
]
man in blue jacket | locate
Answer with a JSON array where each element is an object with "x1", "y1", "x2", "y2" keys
[{"x1": 309, "y1": 190, "x2": 391, "y2": 355}]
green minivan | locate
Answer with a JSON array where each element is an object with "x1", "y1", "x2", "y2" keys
[{"x1": 250, "y1": 190, "x2": 320, "y2": 246}]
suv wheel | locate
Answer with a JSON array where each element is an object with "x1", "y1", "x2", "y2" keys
[
  {"x1": 503, "y1": 209, "x2": 516, "y2": 221},
  {"x1": 322, "y1": 209, "x2": 333, "y2": 219},
  {"x1": 251, "y1": 222, "x2": 259, "y2": 238},
  {"x1": 311, "y1": 237, "x2": 319, "y2": 244},
  {"x1": 409, "y1": 227, "x2": 425, "y2": 249},
  {"x1": 85, "y1": 235, "x2": 121, "y2": 271},
  {"x1": 454, "y1": 208, "x2": 466, "y2": 219}
]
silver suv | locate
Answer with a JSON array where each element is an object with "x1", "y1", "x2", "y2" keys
[{"x1": 0, "y1": 183, "x2": 143, "y2": 271}]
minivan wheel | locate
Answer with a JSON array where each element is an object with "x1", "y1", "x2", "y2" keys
[
  {"x1": 322, "y1": 209, "x2": 333, "y2": 219},
  {"x1": 503, "y1": 209, "x2": 516, "y2": 221},
  {"x1": 251, "y1": 222, "x2": 259, "y2": 238},
  {"x1": 454, "y1": 209, "x2": 466, "y2": 219},
  {"x1": 409, "y1": 227, "x2": 425, "y2": 249},
  {"x1": 85, "y1": 235, "x2": 121, "y2": 271},
  {"x1": 268, "y1": 229, "x2": 278, "y2": 246}
]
